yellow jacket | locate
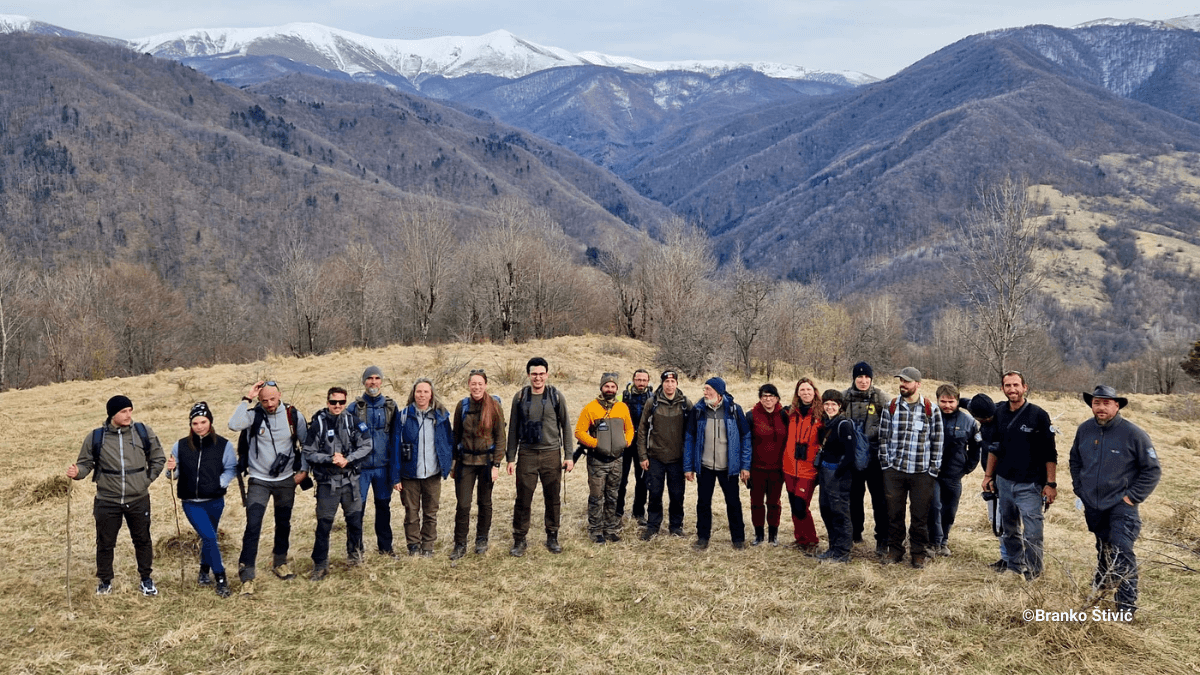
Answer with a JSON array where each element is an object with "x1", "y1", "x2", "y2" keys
[{"x1": 575, "y1": 398, "x2": 635, "y2": 450}]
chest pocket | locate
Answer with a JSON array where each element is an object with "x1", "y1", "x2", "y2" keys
[{"x1": 594, "y1": 416, "x2": 627, "y2": 459}]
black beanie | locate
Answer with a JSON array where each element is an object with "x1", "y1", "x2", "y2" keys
[
  {"x1": 758, "y1": 383, "x2": 780, "y2": 398},
  {"x1": 852, "y1": 362, "x2": 873, "y2": 380},
  {"x1": 189, "y1": 401, "x2": 213, "y2": 422},
  {"x1": 106, "y1": 395, "x2": 133, "y2": 420}
]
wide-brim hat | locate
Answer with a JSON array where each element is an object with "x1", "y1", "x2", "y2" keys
[{"x1": 1083, "y1": 385, "x2": 1128, "y2": 409}]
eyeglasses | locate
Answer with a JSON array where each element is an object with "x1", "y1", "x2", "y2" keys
[
  {"x1": 760, "y1": 394, "x2": 778, "y2": 399},
  {"x1": 264, "y1": 381, "x2": 278, "y2": 387},
  {"x1": 328, "y1": 399, "x2": 347, "y2": 406},
  {"x1": 529, "y1": 371, "x2": 548, "y2": 378}
]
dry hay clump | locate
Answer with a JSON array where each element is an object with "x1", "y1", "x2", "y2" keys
[
  {"x1": 156, "y1": 527, "x2": 232, "y2": 557},
  {"x1": 1161, "y1": 499, "x2": 1200, "y2": 555},
  {"x1": 1162, "y1": 395, "x2": 1200, "y2": 422},
  {"x1": 11, "y1": 475, "x2": 71, "y2": 506}
]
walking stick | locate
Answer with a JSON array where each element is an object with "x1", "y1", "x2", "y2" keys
[
  {"x1": 66, "y1": 479, "x2": 73, "y2": 614},
  {"x1": 167, "y1": 471, "x2": 185, "y2": 589}
]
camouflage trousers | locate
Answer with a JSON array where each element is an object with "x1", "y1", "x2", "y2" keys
[{"x1": 587, "y1": 456, "x2": 623, "y2": 536}]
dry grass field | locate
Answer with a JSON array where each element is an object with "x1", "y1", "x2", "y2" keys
[{"x1": 1, "y1": 336, "x2": 1198, "y2": 674}]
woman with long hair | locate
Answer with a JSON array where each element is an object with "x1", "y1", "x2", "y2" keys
[
  {"x1": 165, "y1": 402, "x2": 237, "y2": 597},
  {"x1": 391, "y1": 378, "x2": 455, "y2": 556},
  {"x1": 450, "y1": 369, "x2": 507, "y2": 559},
  {"x1": 783, "y1": 378, "x2": 823, "y2": 554}
]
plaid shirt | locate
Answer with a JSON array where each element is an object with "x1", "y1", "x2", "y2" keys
[{"x1": 878, "y1": 396, "x2": 944, "y2": 475}]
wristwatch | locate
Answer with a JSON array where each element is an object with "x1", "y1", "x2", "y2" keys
[
  {"x1": 1046, "y1": 482, "x2": 1057, "y2": 488},
  {"x1": 242, "y1": 396, "x2": 253, "y2": 403},
  {"x1": 492, "y1": 462, "x2": 502, "y2": 468}
]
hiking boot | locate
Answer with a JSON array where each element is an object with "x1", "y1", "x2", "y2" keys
[
  {"x1": 214, "y1": 574, "x2": 231, "y2": 598},
  {"x1": 419, "y1": 549, "x2": 434, "y2": 558},
  {"x1": 822, "y1": 553, "x2": 851, "y2": 563},
  {"x1": 732, "y1": 541, "x2": 747, "y2": 550},
  {"x1": 692, "y1": 538, "x2": 709, "y2": 552},
  {"x1": 140, "y1": 578, "x2": 158, "y2": 597},
  {"x1": 450, "y1": 544, "x2": 467, "y2": 561},
  {"x1": 816, "y1": 549, "x2": 835, "y2": 560},
  {"x1": 310, "y1": 567, "x2": 328, "y2": 582},
  {"x1": 380, "y1": 549, "x2": 398, "y2": 559},
  {"x1": 272, "y1": 564, "x2": 296, "y2": 580},
  {"x1": 510, "y1": 539, "x2": 527, "y2": 557},
  {"x1": 592, "y1": 534, "x2": 607, "y2": 545},
  {"x1": 639, "y1": 528, "x2": 658, "y2": 542},
  {"x1": 474, "y1": 539, "x2": 489, "y2": 555},
  {"x1": 880, "y1": 551, "x2": 904, "y2": 566},
  {"x1": 911, "y1": 555, "x2": 927, "y2": 569},
  {"x1": 988, "y1": 559, "x2": 1008, "y2": 573},
  {"x1": 752, "y1": 527, "x2": 765, "y2": 546},
  {"x1": 348, "y1": 551, "x2": 365, "y2": 567},
  {"x1": 96, "y1": 581, "x2": 112, "y2": 596},
  {"x1": 240, "y1": 580, "x2": 255, "y2": 596},
  {"x1": 197, "y1": 570, "x2": 213, "y2": 586},
  {"x1": 768, "y1": 527, "x2": 779, "y2": 546},
  {"x1": 546, "y1": 534, "x2": 562, "y2": 554},
  {"x1": 874, "y1": 544, "x2": 888, "y2": 558},
  {"x1": 668, "y1": 527, "x2": 685, "y2": 537},
  {"x1": 636, "y1": 516, "x2": 647, "y2": 528},
  {"x1": 936, "y1": 545, "x2": 952, "y2": 557},
  {"x1": 407, "y1": 544, "x2": 420, "y2": 557},
  {"x1": 606, "y1": 533, "x2": 621, "y2": 543}
]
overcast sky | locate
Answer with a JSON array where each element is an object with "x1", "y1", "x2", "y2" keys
[{"x1": 6, "y1": 0, "x2": 1197, "y2": 78}]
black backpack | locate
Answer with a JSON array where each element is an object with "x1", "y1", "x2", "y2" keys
[
  {"x1": 236, "y1": 404, "x2": 302, "y2": 476},
  {"x1": 90, "y1": 422, "x2": 151, "y2": 482}
]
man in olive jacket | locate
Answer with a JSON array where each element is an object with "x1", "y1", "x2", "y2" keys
[
  {"x1": 1069, "y1": 385, "x2": 1161, "y2": 616},
  {"x1": 67, "y1": 395, "x2": 166, "y2": 596},
  {"x1": 637, "y1": 370, "x2": 692, "y2": 540}
]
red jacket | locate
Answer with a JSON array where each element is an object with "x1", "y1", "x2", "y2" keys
[
  {"x1": 749, "y1": 402, "x2": 789, "y2": 471},
  {"x1": 784, "y1": 404, "x2": 822, "y2": 480}
]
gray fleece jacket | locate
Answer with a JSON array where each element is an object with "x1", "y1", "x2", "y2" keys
[
  {"x1": 1069, "y1": 413, "x2": 1161, "y2": 512},
  {"x1": 73, "y1": 421, "x2": 165, "y2": 504}
]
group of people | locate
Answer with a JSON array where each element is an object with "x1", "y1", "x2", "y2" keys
[{"x1": 66, "y1": 358, "x2": 1162, "y2": 616}]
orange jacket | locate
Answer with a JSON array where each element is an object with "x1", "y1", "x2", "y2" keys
[{"x1": 783, "y1": 406, "x2": 822, "y2": 480}]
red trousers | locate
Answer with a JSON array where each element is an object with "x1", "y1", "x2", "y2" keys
[
  {"x1": 784, "y1": 474, "x2": 819, "y2": 546},
  {"x1": 749, "y1": 468, "x2": 784, "y2": 528}
]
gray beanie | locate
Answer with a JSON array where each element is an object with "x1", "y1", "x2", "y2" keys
[{"x1": 362, "y1": 365, "x2": 384, "y2": 383}]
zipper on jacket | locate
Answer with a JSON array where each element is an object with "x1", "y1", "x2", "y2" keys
[
  {"x1": 196, "y1": 442, "x2": 204, "y2": 496},
  {"x1": 119, "y1": 429, "x2": 126, "y2": 504}
]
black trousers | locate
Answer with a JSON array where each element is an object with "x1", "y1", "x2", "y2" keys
[
  {"x1": 851, "y1": 458, "x2": 888, "y2": 545},
  {"x1": 695, "y1": 467, "x2": 745, "y2": 544},
  {"x1": 645, "y1": 458, "x2": 685, "y2": 531},
  {"x1": 238, "y1": 477, "x2": 296, "y2": 581},
  {"x1": 94, "y1": 494, "x2": 153, "y2": 582},
  {"x1": 312, "y1": 482, "x2": 364, "y2": 569},
  {"x1": 616, "y1": 443, "x2": 647, "y2": 519}
]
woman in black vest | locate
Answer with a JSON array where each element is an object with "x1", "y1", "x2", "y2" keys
[{"x1": 165, "y1": 402, "x2": 238, "y2": 597}]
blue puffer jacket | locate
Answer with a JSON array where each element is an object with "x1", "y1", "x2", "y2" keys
[
  {"x1": 683, "y1": 394, "x2": 752, "y2": 477},
  {"x1": 389, "y1": 405, "x2": 454, "y2": 480},
  {"x1": 347, "y1": 394, "x2": 395, "y2": 472}
]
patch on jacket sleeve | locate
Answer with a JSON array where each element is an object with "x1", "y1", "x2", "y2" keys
[
  {"x1": 1147, "y1": 446, "x2": 1157, "y2": 459},
  {"x1": 357, "y1": 422, "x2": 369, "y2": 434}
]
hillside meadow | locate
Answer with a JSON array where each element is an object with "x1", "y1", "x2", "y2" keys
[{"x1": 1, "y1": 336, "x2": 1198, "y2": 674}]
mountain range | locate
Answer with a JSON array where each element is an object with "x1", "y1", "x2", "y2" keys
[{"x1": 2, "y1": 13, "x2": 1200, "y2": 368}]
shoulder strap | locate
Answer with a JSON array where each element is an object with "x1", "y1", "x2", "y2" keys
[
  {"x1": 461, "y1": 397, "x2": 471, "y2": 426},
  {"x1": 285, "y1": 404, "x2": 299, "y2": 444},
  {"x1": 888, "y1": 397, "x2": 898, "y2": 416},
  {"x1": 90, "y1": 427, "x2": 105, "y2": 480},
  {"x1": 353, "y1": 399, "x2": 368, "y2": 423},
  {"x1": 133, "y1": 422, "x2": 151, "y2": 460}
]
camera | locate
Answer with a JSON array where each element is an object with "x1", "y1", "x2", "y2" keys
[
  {"x1": 401, "y1": 442, "x2": 414, "y2": 462},
  {"x1": 981, "y1": 491, "x2": 998, "y2": 502}
]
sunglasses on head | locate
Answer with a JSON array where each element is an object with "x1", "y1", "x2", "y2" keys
[{"x1": 264, "y1": 381, "x2": 278, "y2": 387}]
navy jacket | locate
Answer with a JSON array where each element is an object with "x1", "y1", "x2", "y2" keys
[{"x1": 390, "y1": 405, "x2": 454, "y2": 480}]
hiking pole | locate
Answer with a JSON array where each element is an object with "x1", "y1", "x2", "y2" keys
[
  {"x1": 65, "y1": 479, "x2": 73, "y2": 615},
  {"x1": 167, "y1": 471, "x2": 185, "y2": 589}
]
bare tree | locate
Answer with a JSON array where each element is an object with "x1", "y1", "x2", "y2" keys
[
  {"x1": 596, "y1": 234, "x2": 649, "y2": 339},
  {"x1": 472, "y1": 197, "x2": 559, "y2": 342},
  {"x1": 100, "y1": 264, "x2": 189, "y2": 375},
  {"x1": 0, "y1": 240, "x2": 32, "y2": 389},
  {"x1": 643, "y1": 218, "x2": 719, "y2": 377},
  {"x1": 953, "y1": 176, "x2": 1048, "y2": 381},
  {"x1": 331, "y1": 241, "x2": 386, "y2": 348},
  {"x1": 267, "y1": 240, "x2": 331, "y2": 356},
  {"x1": 397, "y1": 201, "x2": 456, "y2": 343},
  {"x1": 725, "y1": 257, "x2": 772, "y2": 378}
]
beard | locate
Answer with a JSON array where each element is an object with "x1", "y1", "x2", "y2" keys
[{"x1": 602, "y1": 392, "x2": 616, "y2": 401}]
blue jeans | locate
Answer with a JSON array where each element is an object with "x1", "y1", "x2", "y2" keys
[
  {"x1": 997, "y1": 476, "x2": 1044, "y2": 576},
  {"x1": 1084, "y1": 502, "x2": 1142, "y2": 611},
  {"x1": 928, "y1": 475, "x2": 964, "y2": 546},
  {"x1": 696, "y1": 468, "x2": 745, "y2": 543},
  {"x1": 182, "y1": 498, "x2": 226, "y2": 575},
  {"x1": 359, "y1": 467, "x2": 394, "y2": 553},
  {"x1": 818, "y1": 464, "x2": 853, "y2": 556}
]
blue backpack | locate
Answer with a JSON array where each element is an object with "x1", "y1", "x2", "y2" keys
[{"x1": 849, "y1": 419, "x2": 871, "y2": 472}]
